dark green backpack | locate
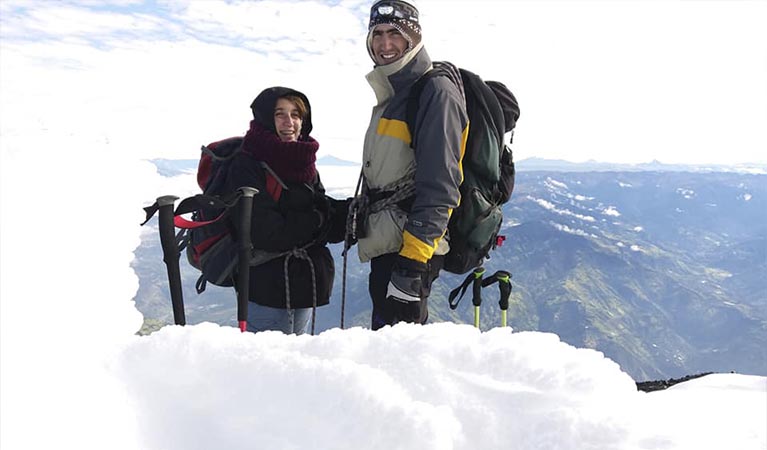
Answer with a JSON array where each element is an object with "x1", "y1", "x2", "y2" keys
[{"x1": 406, "y1": 61, "x2": 520, "y2": 274}]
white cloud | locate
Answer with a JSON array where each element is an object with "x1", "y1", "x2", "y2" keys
[
  {"x1": 3, "y1": 0, "x2": 766, "y2": 164},
  {"x1": 529, "y1": 196, "x2": 596, "y2": 222},
  {"x1": 23, "y1": 6, "x2": 164, "y2": 37},
  {"x1": 545, "y1": 177, "x2": 569, "y2": 190},
  {"x1": 677, "y1": 188, "x2": 696, "y2": 199},
  {"x1": 551, "y1": 221, "x2": 591, "y2": 238},
  {"x1": 533, "y1": 197, "x2": 556, "y2": 210}
]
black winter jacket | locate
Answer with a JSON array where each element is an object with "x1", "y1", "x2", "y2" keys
[{"x1": 227, "y1": 151, "x2": 335, "y2": 309}]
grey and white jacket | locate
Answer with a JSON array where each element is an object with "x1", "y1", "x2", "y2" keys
[{"x1": 358, "y1": 43, "x2": 469, "y2": 264}]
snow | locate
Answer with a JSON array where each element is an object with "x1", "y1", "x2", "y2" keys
[{"x1": 2, "y1": 134, "x2": 765, "y2": 450}]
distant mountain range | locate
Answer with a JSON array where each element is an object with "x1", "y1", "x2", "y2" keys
[
  {"x1": 149, "y1": 156, "x2": 767, "y2": 178},
  {"x1": 516, "y1": 157, "x2": 767, "y2": 174},
  {"x1": 148, "y1": 155, "x2": 360, "y2": 178},
  {"x1": 134, "y1": 160, "x2": 767, "y2": 381}
]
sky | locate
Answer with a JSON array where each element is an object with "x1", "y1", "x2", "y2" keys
[
  {"x1": 1, "y1": 1, "x2": 767, "y2": 449},
  {"x1": 1, "y1": 0, "x2": 766, "y2": 165}
]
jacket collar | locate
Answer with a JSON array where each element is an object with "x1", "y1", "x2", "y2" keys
[{"x1": 365, "y1": 43, "x2": 432, "y2": 105}]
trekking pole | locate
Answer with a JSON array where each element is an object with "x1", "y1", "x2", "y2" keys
[
  {"x1": 340, "y1": 246, "x2": 349, "y2": 329},
  {"x1": 498, "y1": 272, "x2": 512, "y2": 328},
  {"x1": 156, "y1": 195, "x2": 186, "y2": 326},
  {"x1": 482, "y1": 270, "x2": 512, "y2": 327},
  {"x1": 340, "y1": 170, "x2": 365, "y2": 329},
  {"x1": 471, "y1": 267, "x2": 485, "y2": 329},
  {"x1": 447, "y1": 266, "x2": 486, "y2": 328},
  {"x1": 236, "y1": 187, "x2": 259, "y2": 333}
]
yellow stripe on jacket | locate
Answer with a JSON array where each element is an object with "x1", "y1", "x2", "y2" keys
[{"x1": 377, "y1": 118, "x2": 412, "y2": 145}]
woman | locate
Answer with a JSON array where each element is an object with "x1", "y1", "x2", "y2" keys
[{"x1": 227, "y1": 86, "x2": 347, "y2": 334}]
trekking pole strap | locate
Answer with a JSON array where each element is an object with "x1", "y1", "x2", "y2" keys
[
  {"x1": 481, "y1": 270, "x2": 512, "y2": 310},
  {"x1": 448, "y1": 272, "x2": 473, "y2": 310},
  {"x1": 141, "y1": 194, "x2": 181, "y2": 226},
  {"x1": 141, "y1": 192, "x2": 244, "y2": 228},
  {"x1": 175, "y1": 228, "x2": 189, "y2": 252},
  {"x1": 141, "y1": 202, "x2": 161, "y2": 226},
  {"x1": 447, "y1": 267, "x2": 485, "y2": 310}
]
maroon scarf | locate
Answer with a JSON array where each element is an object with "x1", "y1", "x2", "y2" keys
[{"x1": 242, "y1": 121, "x2": 319, "y2": 183}]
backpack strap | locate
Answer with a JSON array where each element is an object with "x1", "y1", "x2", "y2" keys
[
  {"x1": 407, "y1": 63, "x2": 512, "y2": 164},
  {"x1": 405, "y1": 61, "x2": 464, "y2": 148},
  {"x1": 260, "y1": 161, "x2": 288, "y2": 202}
]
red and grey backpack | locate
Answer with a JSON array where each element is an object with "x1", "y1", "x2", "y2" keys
[{"x1": 143, "y1": 137, "x2": 286, "y2": 294}]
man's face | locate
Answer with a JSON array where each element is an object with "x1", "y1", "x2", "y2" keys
[{"x1": 370, "y1": 24, "x2": 409, "y2": 66}]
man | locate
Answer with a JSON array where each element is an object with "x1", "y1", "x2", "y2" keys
[{"x1": 356, "y1": 0, "x2": 468, "y2": 330}]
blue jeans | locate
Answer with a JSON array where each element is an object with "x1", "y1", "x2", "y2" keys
[{"x1": 246, "y1": 303, "x2": 312, "y2": 335}]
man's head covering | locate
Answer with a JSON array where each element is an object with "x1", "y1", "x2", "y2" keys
[{"x1": 366, "y1": 0, "x2": 421, "y2": 63}]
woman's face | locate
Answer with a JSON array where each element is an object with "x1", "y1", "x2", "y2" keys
[{"x1": 273, "y1": 98, "x2": 303, "y2": 142}]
